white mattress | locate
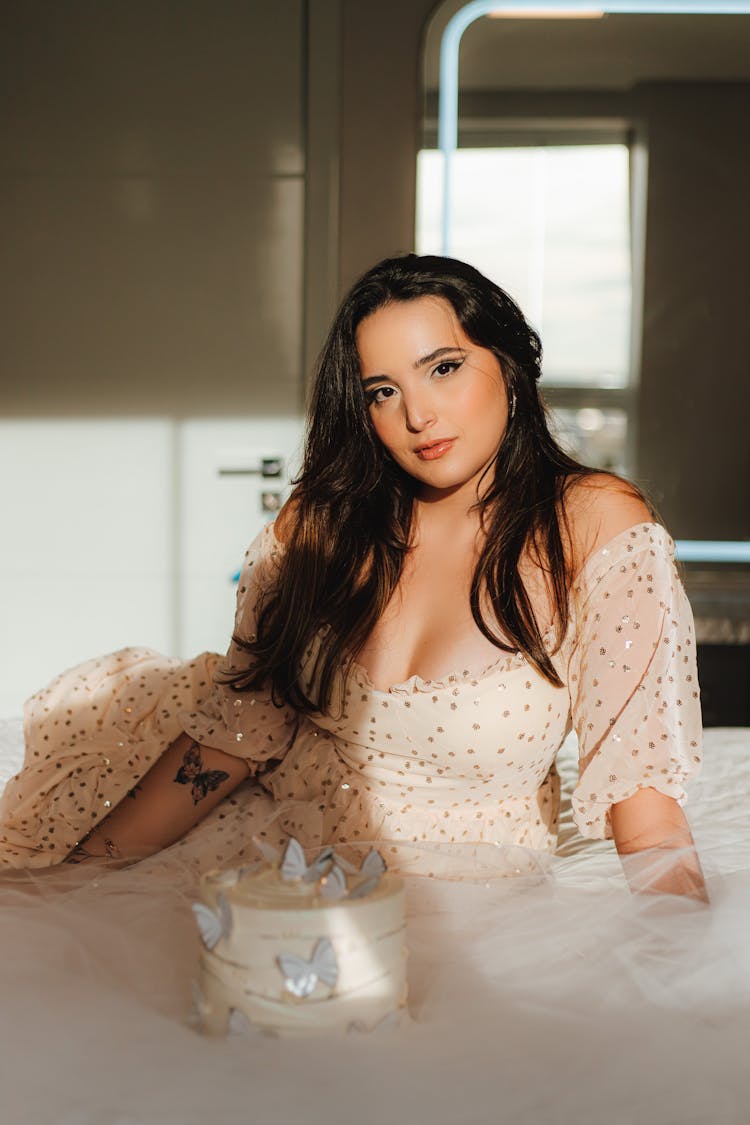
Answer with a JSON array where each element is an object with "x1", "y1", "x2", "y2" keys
[{"x1": 0, "y1": 720, "x2": 749, "y2": 1125}]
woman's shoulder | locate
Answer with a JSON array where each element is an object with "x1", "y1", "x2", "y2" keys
[{"x1": 559, "y1": 472, "x2": 656, "y2": 580}]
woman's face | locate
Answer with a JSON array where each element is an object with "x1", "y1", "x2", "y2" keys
[{"x1": 356, "y1": 296, "x2": 511, "y2": 502}]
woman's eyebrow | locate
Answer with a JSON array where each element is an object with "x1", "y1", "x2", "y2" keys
[
  {"x1": 361, "y1": 345, "x2": 466, "y2": 388},
  {"x1": 413, "y1": 345, "x2": 465, "y2": 369}
]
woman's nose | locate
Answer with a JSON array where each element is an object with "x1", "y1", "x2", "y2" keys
[{"x1": 402, "y1": 390, "x2": 437, "y2": 432}]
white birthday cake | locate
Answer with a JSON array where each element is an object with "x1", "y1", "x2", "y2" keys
[{"x1": 190, "y1": 839, "x2": 408, "y2": 1037}]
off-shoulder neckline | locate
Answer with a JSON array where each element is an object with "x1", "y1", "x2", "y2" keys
[
  {"x1": 569, "y1": 519, "x2": 674, "y2": 583},
  {"x1": 264, "y1": 519, "x2": 674, "y2": 696}
]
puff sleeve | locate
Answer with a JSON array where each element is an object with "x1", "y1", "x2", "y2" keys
[
  {"x1": 564, "y1": 522, "x2": 703, "y2": 840},
  {"x1": 179, "y1": 521, "x2": 299, "y2": 768}
]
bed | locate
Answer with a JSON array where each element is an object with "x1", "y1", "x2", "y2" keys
[{"x1": 1, "y1": 719, "x2": 748, "y2": 1125}]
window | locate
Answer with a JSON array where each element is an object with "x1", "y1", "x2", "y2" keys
[{"x1": 416, "y1": 134, "x2": 636, "y2": 473}]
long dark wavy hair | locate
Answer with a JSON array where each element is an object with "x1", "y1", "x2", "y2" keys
[{"x1": 225, "y1": 253, "x2": 660, "y2": 713}]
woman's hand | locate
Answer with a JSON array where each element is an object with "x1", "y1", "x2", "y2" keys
[{"x1": 610, "y1": 786, "x2": 710, "y2": 905}]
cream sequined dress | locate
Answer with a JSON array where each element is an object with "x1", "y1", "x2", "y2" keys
[{"x1": 0, "y1": 520, "x2": 703, "y2": 877}]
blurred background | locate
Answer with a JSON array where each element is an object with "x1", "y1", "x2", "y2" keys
[{"x1": 0, "y1": 0, "x2": 748, "y2": 719}]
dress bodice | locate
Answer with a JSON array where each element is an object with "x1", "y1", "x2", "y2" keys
[{"x1": 299, "y1": 627, "x2": 569, "y2": 859}]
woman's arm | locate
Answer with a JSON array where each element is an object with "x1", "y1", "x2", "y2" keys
[
  {"x1": 65, "y1": 733, "x2": 251, "y2": 864},
  {"x1": 611, "y1": 786, "x2": 709, "y2": 905},
  {"x1": 557, "y1": 477, "x2": 708, "y2": 904}
]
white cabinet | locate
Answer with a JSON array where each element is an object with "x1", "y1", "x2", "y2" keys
[
  {"x1": 177, "y1": 417, "x2": 304, "y2": 659},
  {"x1": 0, "y1": 417, "x2": 303, "y2": 715}
]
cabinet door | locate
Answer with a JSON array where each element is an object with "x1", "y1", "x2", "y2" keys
[
  {"x1": 0, "y1": 420, "x2": 174, "y2": 714},
  {"x1": 177, "y1": 417, "x2": 304, "y2": 659}
]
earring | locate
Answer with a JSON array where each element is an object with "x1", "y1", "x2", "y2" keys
[{"x1": 509, "y1": 389, "x2": 516, "y2": 419}]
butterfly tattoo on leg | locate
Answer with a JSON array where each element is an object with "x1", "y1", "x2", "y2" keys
[{"x1": 174, "y1": 742, "x2": 230, "y2": 805}]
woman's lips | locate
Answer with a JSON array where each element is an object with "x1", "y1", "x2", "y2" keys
[{"x1": 415, "y1": 439, "x2": 455, "y2": 461}]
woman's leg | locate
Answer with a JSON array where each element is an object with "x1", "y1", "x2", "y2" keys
[{"x1": 66, "y1": 733, "x2": 251, "y2": 864}]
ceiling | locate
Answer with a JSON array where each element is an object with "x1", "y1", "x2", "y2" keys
[{"x1": 423, "y1": 14, "x2": 750, "y2": 92}]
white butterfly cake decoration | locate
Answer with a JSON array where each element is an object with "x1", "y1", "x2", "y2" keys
[
  {"x1": 228, "y1": 1007, "x2": 277, "y2": 1039},
  {"x1": 347, "y1": 847, "x2": 387, "y2": 899},
  {"x1": 191, "y1": 891, "x2": 232, "y2": 950},
  {"x1": 276, "y1": 937, "x2": 339, "y2": 999},
  {"x1": 228, "y1": 1007, "x2": 254, "y2": 1036},
  {"x1": 276, "y1": 837, "x2": 389, "y2": 900},
  {"x1": 318, "y1": 862, "x2": 348, "y2": 899},
  {"x1": 280, "y1": 837, "x2": 336, "y2": 883}
]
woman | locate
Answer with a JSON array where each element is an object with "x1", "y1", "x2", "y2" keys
[{"x1": 0, "y1": 253, "x2": 708, "y2": 903}]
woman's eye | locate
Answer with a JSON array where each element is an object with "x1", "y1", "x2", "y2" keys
[
  {"x1": 366, "y1": 385, "x2": 397, "y2": 406},
  {"x1": 434, "y1": 360, "x2": 461, "y2": 377}
]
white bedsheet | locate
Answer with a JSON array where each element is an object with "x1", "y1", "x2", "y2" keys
[{"x1": 1, "y1": 721, "x2": 749, "y2": 1125}]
